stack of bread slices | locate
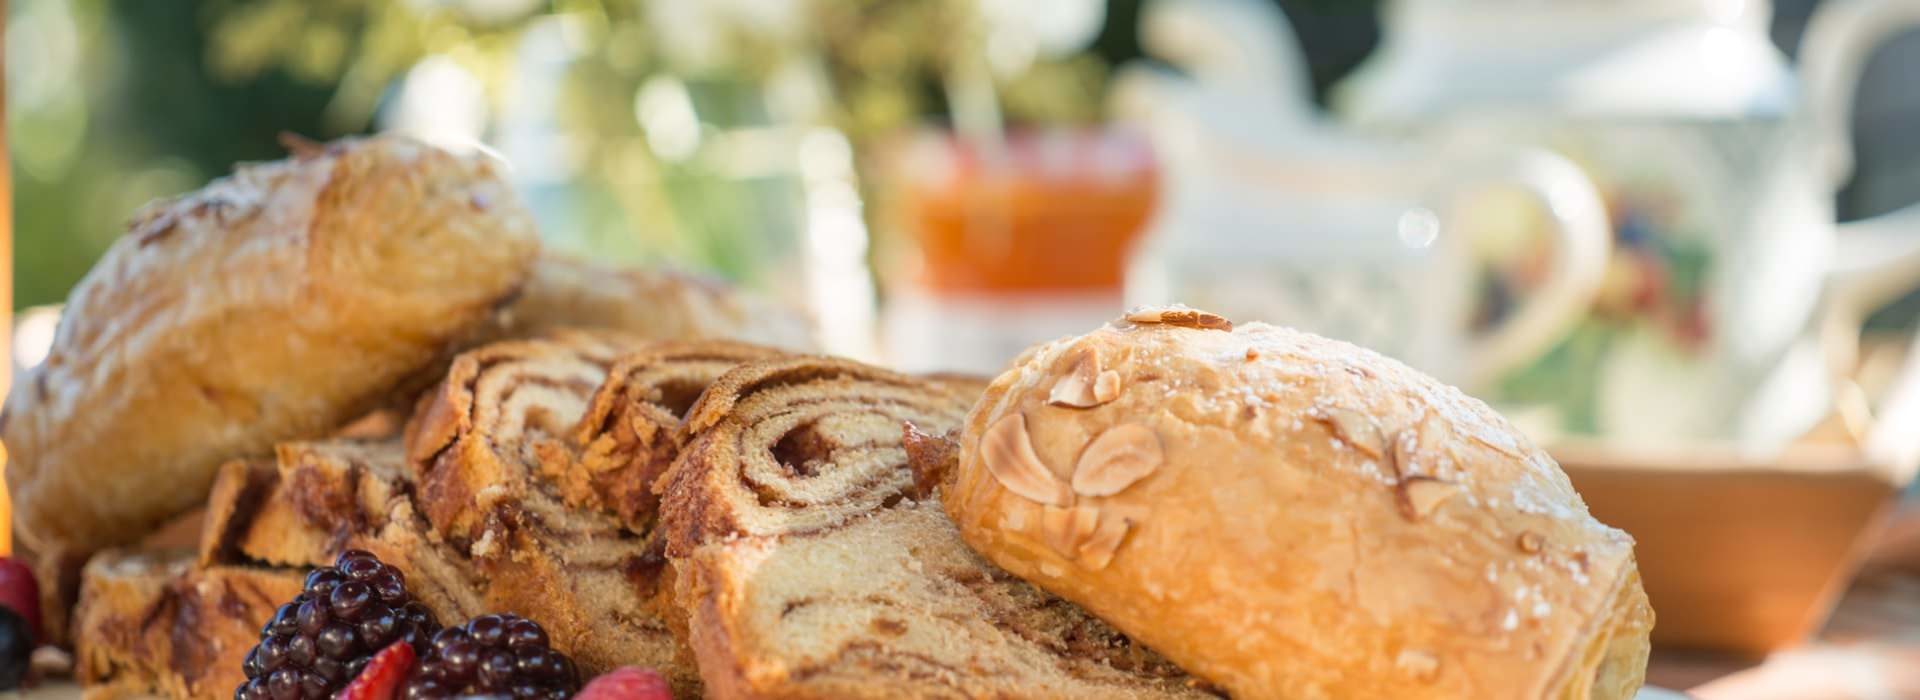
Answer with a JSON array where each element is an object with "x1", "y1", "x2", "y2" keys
[
  {"x1": 11, "y1": 135, "x2": 1207, "y2": 699},
  {"x1": 13, "y1": 135, "x2": 1652, "y2": 700}
]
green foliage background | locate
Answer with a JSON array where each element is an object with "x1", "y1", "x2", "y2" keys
[{"x1": 8, "y1": 0, "x2": 1123, "y2": 308}]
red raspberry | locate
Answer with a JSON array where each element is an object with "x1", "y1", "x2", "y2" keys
[
  {"x1": 0, "y1": 558, "x2": 42, "y2": 644},
  {"x1": 576, "y1": 667, "x2": 671, "y2": 700},
  {"x1": 336, "y1": 641, "x2": 416, "y2": 700}
]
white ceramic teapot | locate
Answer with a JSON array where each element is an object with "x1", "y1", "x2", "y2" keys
[
  {"x1": 1113, "y1": 0, "x2": 1612, "y2": 389},
  {"x1": 1335, "y1": 0, "x2": 1920, "y2": 447}
]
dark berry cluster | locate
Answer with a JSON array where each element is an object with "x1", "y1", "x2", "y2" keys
[
  {"x1": 237, "y1": 550, "x2": 440, "y2": 700},
  {"x1": 405, "y1": 614, "x2": 578, "y2": 700}
]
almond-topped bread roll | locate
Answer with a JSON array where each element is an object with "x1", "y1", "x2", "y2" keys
[
  {"x1": 660, "y1": 356, "x2": 1210, "y2": 699},
  {"x1": 934, "y1": 307, "x2": 1653, "y2": 699},
  {"x1": 3, "y1": 134, "x2": 539, "y2": 640},
  {"x1": 403, "y1": 333, "x2": 699, "y2": 693}
]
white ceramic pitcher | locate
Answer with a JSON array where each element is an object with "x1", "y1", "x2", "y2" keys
[
  {"x1": 1335, "y1": 0, "x2": 1920, "y2": 447},
  {"x1": 1114, "y1": 6, "x2": 1612, "y2": 389}
]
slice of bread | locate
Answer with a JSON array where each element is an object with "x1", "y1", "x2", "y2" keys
[
  {"x1": 565, "y1": 341, "x2": 787, "y2": 532},
  {"x1": 195, "y1": 437, "x2": 489, "y2": 616},
  {"x1": 76, "y1": 437, "x2": 488, "y2": 700},
  {"x1": 660, "y1": 357, "x2": 1213, "y2": 699},
  {"x1": 73, "y1": 550, "x2": 304, "y2": 700},
  {"x1": 404, "y1": 333, "x2": 697, "y2": 691}
]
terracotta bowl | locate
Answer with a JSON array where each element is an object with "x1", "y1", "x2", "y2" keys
[{"x1": 1557, "y1": 440, "x2": 1909, "y2": 655}]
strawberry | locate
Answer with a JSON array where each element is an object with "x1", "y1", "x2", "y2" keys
[
  {"x1": 576, "y1": 666, "x2": 672, "y2": 700},
  {"x1": 336, "y1": 640, "x2": 416, "y2": 700},
  {"x1": 0, "y1": 558, "x2": 42, "y2": 644}
]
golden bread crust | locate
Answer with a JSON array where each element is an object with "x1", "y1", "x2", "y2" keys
[
  {"x1": 3, "y1": 135, "x2": 539, "y2": 639},
  {"x1": 921, "y1": 373, "x2": 994, "y2": 401},
  {"x1": 941, "y1": 312, "x2": 1652, "y2": 699},
  {"x1": 662, "y1": 356, "x2": 1211, "y2": 699},
  {"x1": 492, "y1": 255, "x2": 815, "y2": 351}
]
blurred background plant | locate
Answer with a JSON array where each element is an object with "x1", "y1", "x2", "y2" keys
[
  {"x1": 7, "y1": 0, "x2": 1142, "y2": 310},
  {"x1": 10, "y1": 0, "x2": 1912, "y2": 321}
]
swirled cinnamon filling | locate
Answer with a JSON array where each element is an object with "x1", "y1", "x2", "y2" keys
[{"x1": 660, "y1": 356, "x2": 1212, "y2": 697}]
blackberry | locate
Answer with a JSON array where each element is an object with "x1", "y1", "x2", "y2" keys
[
  {"x1": 404, "y1": 614, "x2": 578, "y2": 700},
  {"x1": 237, "y1": 550, "x2": 440, "y2": 700},
  {"x1": 0, "y1": 607, "x2": 29, "y2": 690}
]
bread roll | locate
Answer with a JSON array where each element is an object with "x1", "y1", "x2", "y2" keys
[
  {"x1": 3, "y1": 134, "x2": 539, "y2": 640},
  {"x1": 937, "y1": 307, "x2": 1653, "y2": 699}
]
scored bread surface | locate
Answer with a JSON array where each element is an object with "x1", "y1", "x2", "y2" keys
[
  {"x1": 4, "y1": 135, "x2": 540, "y2": 641},
  {"x1": 489, "y1": 255, "x2": 817, "y2": 352},
  {"x1": 661, "y1": 356, "x2": 1212, "y2": 699}
]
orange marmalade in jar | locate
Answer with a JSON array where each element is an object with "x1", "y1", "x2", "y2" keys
[{"x1": 883, "y1": 129, "x2": 1158, "y2": 373}]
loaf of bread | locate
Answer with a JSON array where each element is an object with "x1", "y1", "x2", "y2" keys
[
  {"x1": 3, "y1": 135, "x2": 540, "y2": 640},
  {"x1": 493, "y1": 255, "x2": 815, "y2": 351},
  {"x1": 660, "y1": 356, "x2": 1210, "y2": 699},
  {"x1": 934, "y1": 307, "x2": 1653, "y2": 699},
  {"x1": 921, "y1": 372, "x2": 994, "y2": 400},
  {"x1": 403, "y1": 333, "x2": 699, "y2": 692}
]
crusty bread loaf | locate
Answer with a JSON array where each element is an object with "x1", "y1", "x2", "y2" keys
[
  {"x1": 492, "y1": 255, "x2": 815, "y2": 352},
  {"x1": 922, "y1": 372, "x2": 994, "y2": 401},
  {"x1": 4, "y1": 134, "x2": 540, "y2": 640},
  {"x1": 403, "y1": 333, "x2": 697, "y2": 692},
  {"x1": 661, "y1": 356, "x2": 1212, "y2": 699},
  {"x1": 73, "y1": 550, "x2": 304, "y2": 700},
  {"x1": 564, "y1": 341, "x2": 788, "y2": 532},
  {"x1": 935, "y1": 307, "x2": 1653, "y2": 699}
]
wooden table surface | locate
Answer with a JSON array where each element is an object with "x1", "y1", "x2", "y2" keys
[{"x1": 1647, "y1": 498, "x2": 1920, "y2": 699}]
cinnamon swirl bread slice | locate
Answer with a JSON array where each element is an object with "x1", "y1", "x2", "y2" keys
[
  {"x1": 195, "y1": 438, "x2": 490, "y2": 624},
  {"x1": 74, "y1": 550, "x2": 305, "y2": 700},
  {"x1": 564, "y1": 341, "x2": 787, "y2": 532},
  {"x1": 661, "y1": 357, "x2": 1209, "y2": 699},
  {"x1": 198, "y1": 439, "x2": 410, "y2": 568},
  {"x1": 404, "y1": 333, "x2": 696, "y2": 690},
  {"x1": 75, "y1": 438, "x2": 484, "y2": 700}
]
